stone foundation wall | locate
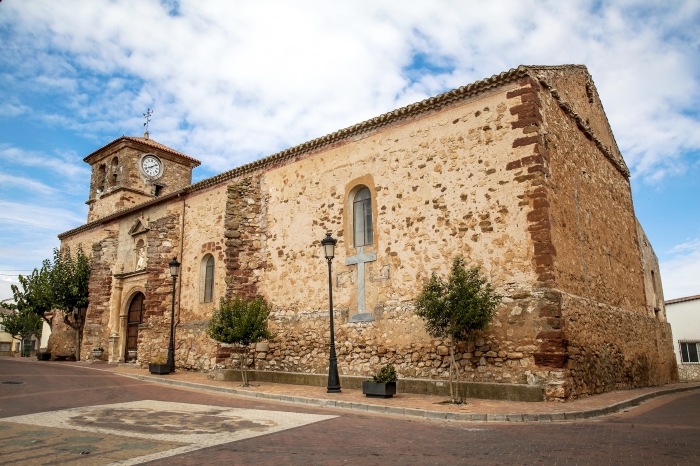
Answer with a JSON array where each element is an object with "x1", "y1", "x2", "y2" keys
[
  {"x1": 678, "y1": 364, "x2": 700, "y2": 381},
  {"x1": 135, "y1": 318, "x2": 219, "y2": 371},
  {"x1": 206, "y1": 284, "x2": 578, "y2": 400},
  {"x1": 561, "y1": 291, "x2": 678, "y2": 398}
]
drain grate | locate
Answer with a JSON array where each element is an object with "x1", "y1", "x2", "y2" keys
[{"x1": 1, "y1": 381, "x2": 25, "y2": 385}]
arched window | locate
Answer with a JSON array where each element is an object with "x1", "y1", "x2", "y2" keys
[
  {"x1": 204, "y1": 255, "x2": 215, "y2": 303},
  {"x1": 110, "y1": 157, "x2": 119, "y2": 187},
  {"x1": 353, "y1": 186, "x2": 373, "y2": 247},
  {"x1": 96, "y1": 164, "x2": 106, "y2": 194}
]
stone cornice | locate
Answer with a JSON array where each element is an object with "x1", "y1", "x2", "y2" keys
[{"x1": 113, "y1": 269, "x2": 148, "y2": 279}]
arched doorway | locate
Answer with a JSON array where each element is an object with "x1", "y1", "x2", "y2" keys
[{"x1": 125, "y1": 292, "x2": 144, "y2": 361}]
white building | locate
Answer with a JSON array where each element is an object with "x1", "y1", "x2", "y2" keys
[{"x1": 665, "y1": 295, "x2": 700, "y2": 381}]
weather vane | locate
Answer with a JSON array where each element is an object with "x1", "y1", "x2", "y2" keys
[{"x1": 143, "y1": 108, "x2": 153, "y2": 137}]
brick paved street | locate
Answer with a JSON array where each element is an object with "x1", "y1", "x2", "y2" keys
[{"x1": 1, "y1": 358, "x2": 698, "y2": 465}]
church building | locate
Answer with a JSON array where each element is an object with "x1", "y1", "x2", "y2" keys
[{"x1": 53, "y1": 65, "x2": 678, "y2": 400}]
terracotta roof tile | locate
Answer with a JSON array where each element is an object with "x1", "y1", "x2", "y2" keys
[
  {"x1": 83, "y1": 136, "x2": 201, "y2": 166},
  {"x1": 665, "y1": 295, "x2": 700, "y2": 305}
]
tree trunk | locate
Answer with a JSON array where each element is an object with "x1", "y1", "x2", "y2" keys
[
  {"x1": 74, "y1": 309, "x2": 83, "y2": 362},
  {"x1": 449, "y1": 334, "x2": 457, "y2": 403},
  {"x1": 450, "y1": 334, "x2": 461, "y2": 402},
  {"x1": 239, "y1": 345, "x2": 248, "y2": 386}
]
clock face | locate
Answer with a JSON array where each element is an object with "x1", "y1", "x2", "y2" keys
[{"x1": 142, "y1": 155, "x2": 162, "y2": 177}]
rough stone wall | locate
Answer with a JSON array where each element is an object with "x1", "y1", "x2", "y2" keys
[
  {"x1": 532, "y1": 67, "x2": 678, "y2": 397},
  {"x1": 211, "y1": 286, "x2": 570, "y2": 395},
  {"x1": 537, "y1": 68, "x2": 644, "y2": 312},
  {"x1": 87, "y1": 189, "x2": 152, "y2": 224},
  {"x1": 134, "y1": 318, "x2": 219, "y2": 371},
  {"x1": 80, "y1": 230, "x2": 119, "y2": 360},
  {"x1": 224, "y1": 177, "x2": 265, "y2": 300},
  {"x1": 248, "y1": 79, "x2": 565, "y2": 391},
  {"x1": 141, "y1": 212, "x2": 181, "y2": 321},
  {"x1": 678, "y1": 364, "x2": 700, "y2": 381},
  {"x1": 636, "y1": 219, "x2": 666, "y2": 318},
  {"x1": 177, "y1": 184, "x2": 227, "y2": 323},
  {"x1": 562, "y1": 292, "x2": 678, "y2": 395}
]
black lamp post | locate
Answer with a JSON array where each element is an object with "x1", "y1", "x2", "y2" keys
[
  {"x1": 321, "y1": 233, "x2": 341, "y2": 393},
  {"x1": 167, "y1": 257, "x2": 180, "y2": 373}
]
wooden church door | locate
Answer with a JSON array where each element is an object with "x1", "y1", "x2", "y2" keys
[{"x1": 126, "y1": 293, "x2": 144, "y2": 360}]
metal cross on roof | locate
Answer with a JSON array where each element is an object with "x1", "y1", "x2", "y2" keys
[{"x1": 143, "y1": 108, "x2": 153, "y2": 132}]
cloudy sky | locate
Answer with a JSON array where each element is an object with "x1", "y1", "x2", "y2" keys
[{"x1": 0, "y1": 0, "x2": 698, "y2": 300}]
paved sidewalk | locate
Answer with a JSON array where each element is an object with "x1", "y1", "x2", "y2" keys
[
  {"x1": 56, "y1": 361, "x2": 698, "y2": 423},
  {"x1": 6, "y1": 358, "x2": 698, "y2": 423}
]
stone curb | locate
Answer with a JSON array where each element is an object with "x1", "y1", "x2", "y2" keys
[{"x1": 120, "y1": 372, "x2": 700, "y2": 423}]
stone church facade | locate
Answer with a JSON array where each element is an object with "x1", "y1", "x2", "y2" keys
[{"x1": 54, "y1": 65, "x2": 677, "y2": 400}]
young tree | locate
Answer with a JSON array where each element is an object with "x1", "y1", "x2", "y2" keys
[
  {"x1": 415, "y1": 257, "x2": 501, "y2": 403},
  {"x1": 9, "y1": 261, "x2": 55, "y2": 326},
  {"x1": 0, "y1": 308, "x2": 42, "y2": 356},
  {"x1": 207, "y1": 295, "x2": 273, "y2": 386},
  {"x1": 50, "y1": 245, "x2": 91, "y2": 361}
]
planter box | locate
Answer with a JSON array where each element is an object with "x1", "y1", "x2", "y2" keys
[
  {"x1": 362, "y1": 381, "x2": 396, "y2": 398},
  {"x1": 149, "y1": 364, "x2": 171, "y2": 375}
]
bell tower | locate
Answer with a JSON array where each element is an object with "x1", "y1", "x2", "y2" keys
[{"x1": 84, "y1": 134, "x2": 201, "y2": 223}]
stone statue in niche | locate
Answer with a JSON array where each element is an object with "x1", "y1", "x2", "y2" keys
[{"x1": 135, "y1": 240, "x2": 147, "y2": 270}]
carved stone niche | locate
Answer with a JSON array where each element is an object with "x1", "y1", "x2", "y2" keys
[{"x1": 128, "y1": 217, "x2": 150, "y2": 271}]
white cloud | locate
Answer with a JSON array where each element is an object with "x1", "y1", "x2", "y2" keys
[
  {"x1": 0, "y1": 200, "x2": 84, "y2": 231},
  {"x1": 661, "y1": 237, "x2": 700, "y2": 300},
  {"x1": 0, "y1": 0, "x2": 697, "y2": 178},
  {"x1": 0, "y1": 278, "x2": 20, "y2": 302},
  {"x1": 0, "y1": 173, "x2": 56, "y2": 195},
  {"x1": 0, "y1": 145, "x2": 89, "y2": 181}
]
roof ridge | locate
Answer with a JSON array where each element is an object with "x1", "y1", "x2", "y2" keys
[
  {"x1": 83, "y1": 136, "x2": 202, "y2": 166},
  {"x1": 59, "y1": 64, "x2": 599, "y2": 240},
  {"x1": 665, "y1": 295, "x2": 700, "y2": 305}
]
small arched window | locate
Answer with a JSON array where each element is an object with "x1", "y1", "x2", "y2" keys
[
  {"x1": 96, "y1": 164, "x2": 106, "y2": 193},
  {"x1": 110, "y1": 157, "x2": 119, "y2": 187},
  {"x1": 204, "y1": 255, "x2": 215, "y2": 303},
  {"x1": 353, "y1": 186, "x2": 373, "y2": 247}
]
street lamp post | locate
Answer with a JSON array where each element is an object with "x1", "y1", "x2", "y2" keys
[
  {"x1": 321, "y1": 233, "x2": 341, "y2": 393},
  {"x1": 167, "y1": 257, "x2": 180, "y2": 373}
]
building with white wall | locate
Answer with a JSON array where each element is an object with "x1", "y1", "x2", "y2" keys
[{"x1": 665, "y1": 295, "x2": 700, "y2": 381}]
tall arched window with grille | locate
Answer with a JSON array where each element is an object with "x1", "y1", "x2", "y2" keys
[
  {"x1": 204, "y1": 255, "x2": 215, "y2": 303},
  {"x1": 353, "y1": 186, "x2": 373, "y2": 247}
]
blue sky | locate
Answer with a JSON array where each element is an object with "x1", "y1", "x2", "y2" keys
[{"x1": 0, "y1": 0, "x2": 699, "y2": 300}]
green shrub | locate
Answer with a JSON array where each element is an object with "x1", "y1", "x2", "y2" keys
[{"x1": 371, "y1": 363, "x2": 397, "y2": 383}]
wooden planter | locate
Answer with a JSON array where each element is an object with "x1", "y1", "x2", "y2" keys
[
  {"x1": 362, "y1": 381, "x2": 396, "y2": 398},
  {"x1": 149, "y1": 364, "x2": 171, "y2": 375}
]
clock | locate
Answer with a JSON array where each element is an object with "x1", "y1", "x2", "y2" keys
[{"x1": 141, "y1": 155, "x2": 162, "y2": 177}]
